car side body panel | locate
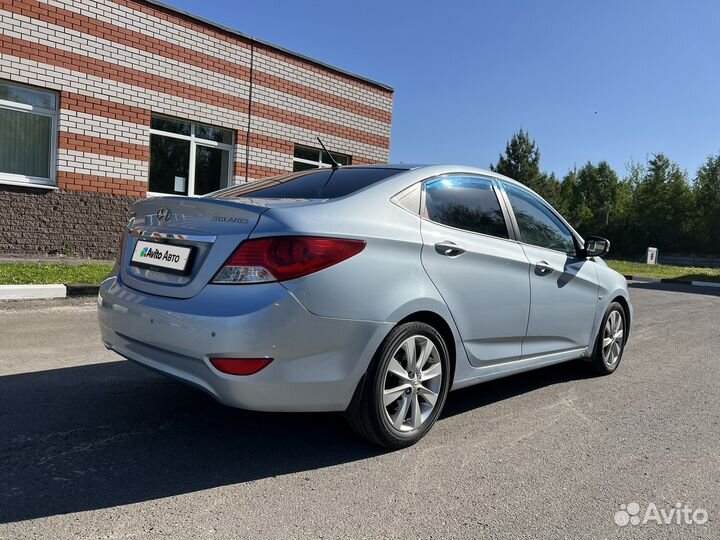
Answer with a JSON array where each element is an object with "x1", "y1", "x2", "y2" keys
[
  {"x1": 257, "y1": 194, "x2": 434, "y2": 323},
  {"x1": 419, "y1": 217, "x2": 531, "y2": 366},
  {"x1": 517, "y1": 244, "x2": 600, "y2": 357}
]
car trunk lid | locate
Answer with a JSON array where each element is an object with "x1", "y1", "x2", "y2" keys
[{"x1": 119, "y1": 196, "x2": 271, "y2": 299}]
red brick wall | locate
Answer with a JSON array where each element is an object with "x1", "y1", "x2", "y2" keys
[{"x1": 0, "y1": 0, "x2": 394, "y2": 196}]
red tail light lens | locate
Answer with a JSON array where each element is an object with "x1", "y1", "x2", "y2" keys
[
  {"x1": 210, "y1": 357, "x2": 273, "y2": 375},
  {"x1": 213, "y1": 236, "x2": 366, "y2": 284}
]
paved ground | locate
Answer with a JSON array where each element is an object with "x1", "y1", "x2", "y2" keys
[{"x1": 0, "y1": 283, "x2": 718, "y2": 539}]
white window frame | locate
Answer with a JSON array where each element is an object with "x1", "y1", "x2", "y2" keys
[
  {"x1": 147, "y1": 116, "x2": 234, "y2": 198},
  {"x1": 0, "y1": 83, "x2": 58, "y2": 189},
  {"x1": 293, "y1": 145, "x2": 351, "y2": 171}
]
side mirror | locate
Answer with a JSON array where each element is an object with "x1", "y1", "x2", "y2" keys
[{"x1": 584, "y1": 235, "x2": 610, "y2": 258}]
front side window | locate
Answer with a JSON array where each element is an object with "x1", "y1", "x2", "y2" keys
[
  {"x1": 292, "y1": 145, "x2": 351, "y2": 171},
  {"x1": 0, "y1": 81, "x2": 58, "y2": 186},
  {"x1": 503, "y1": 182, "x2": 576, "y2": 254},
  {"x1": 424, "y1": 175, "x2": 508, "y2": 238},
  {"x1": 149, "y1": 115, "x2": 233, "y2": 196}
]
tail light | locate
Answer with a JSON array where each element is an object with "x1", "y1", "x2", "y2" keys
[
  {"x1": 210, "y1": 357, "x2": 273, "y2": 375},
  {"x1": 213, "y1": 236, "x2": 366, "y2": 284}
]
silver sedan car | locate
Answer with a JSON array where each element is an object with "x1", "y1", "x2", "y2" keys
[{"x1": 98, "y1": 165, "x2": 632, "y2": 448}]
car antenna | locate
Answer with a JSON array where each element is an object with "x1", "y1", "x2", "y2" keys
[{"x1": 316, "y1": 136, "x2": 341, "y2": 169}]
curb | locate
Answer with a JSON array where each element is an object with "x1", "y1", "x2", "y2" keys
[
  {"x1": 0, "y1": 283, "x2": 100, "y2": 301},
  {"x1": 0, "y1": 284, "x2": 66, "y2": 301},
  {"x1": 624, "y1": 275, "x2": 720, "y2": 288}
]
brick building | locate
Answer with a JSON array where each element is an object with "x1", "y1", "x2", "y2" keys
[{"x1": 0, "y1": 0, "x2": 393, "y2": 257}]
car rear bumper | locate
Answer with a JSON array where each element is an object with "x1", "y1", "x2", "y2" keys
[{"x1": 98, "y1": 275, "x2": 392, "y2": 412}]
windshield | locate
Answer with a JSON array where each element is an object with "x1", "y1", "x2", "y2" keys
[{"x1": 207, "y1": 167, "x2": 403, "y2": 200}]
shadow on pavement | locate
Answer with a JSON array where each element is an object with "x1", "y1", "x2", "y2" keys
[
  {"x1": 443, "y1": 359, "x2": 596, "y2": 419},
  {"x1": 0, "y1": 358, "x2": 594, "y2": 523}
]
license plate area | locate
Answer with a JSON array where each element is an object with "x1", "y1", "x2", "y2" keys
[{"x1": 130, "y1": 240, "x2": 194, "y2": 275}]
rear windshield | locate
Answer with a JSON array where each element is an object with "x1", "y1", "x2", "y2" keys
[{"x1": 208, "y1": 167, "x2": 402, "y2": 199}]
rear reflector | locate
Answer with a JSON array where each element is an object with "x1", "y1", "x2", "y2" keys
[
  {"x1": 212, "y1": 236, "x2": 366, "y2": 284},
  {"x1": 210, "y1": 357, "x2": 273, "y2": 376}
]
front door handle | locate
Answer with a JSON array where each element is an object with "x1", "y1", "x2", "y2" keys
[
  {"x1": 435, "y1": 241, "x2": 466, "y2": 257},
  {"x1": 535, "y1": 260, "x2": 554, "y2": 274}
]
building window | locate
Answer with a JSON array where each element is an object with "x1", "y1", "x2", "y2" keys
[
  {"x1": 0, "y1": 81, "x2": 58, "y2": 187},
  {"x1": 293, "y1": 144, "x2": 351, "y2": 171},
  {"x1": 149, "y1": 115, "x2": 234, "y2": 196}
]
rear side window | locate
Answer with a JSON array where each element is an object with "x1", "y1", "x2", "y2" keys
[
  {"x1": 503, "y1": 182, "x2": 576, "y2": 254},
  {"x1": 424, "y1": 176, "x2": 508, "y2": 238},
  {"x1": 208, "y1": 168, "x2": 402, "y2": 199}
]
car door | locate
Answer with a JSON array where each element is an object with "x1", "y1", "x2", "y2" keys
[
  {"x1": 420, "y1": 174, "x2": 531, "y2": 366},
  {"x1": 499, "y1": 181, "x2": 600, "y2": 359}
]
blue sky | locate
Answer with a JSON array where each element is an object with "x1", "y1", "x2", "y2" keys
[{"x1": 166, "y1": 0, "x2": 720, "y2": 179}]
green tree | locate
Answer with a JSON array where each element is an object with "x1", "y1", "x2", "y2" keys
[
  {"x1": 629, "y1": 154, "x2": 694, "y2": 253},
  {"x1": 554, "y1": 161, "x2": 634, "y2": 252},
  {"x1": 557, "y1": 168, "x2": 588, "y2": 226},
  {"x1": 540, "y1": 172, "x2": 563, "y2": 210},
  {"x1": 693, "y1": 154, "x2": 720, "y2": 253},
  {"x1": 624, "y1": 160, "x2": 645, "y2": 192},
  {"x1": 575, "y1": 161, "x2": 623, "y2": 230},
  {"x1": 489, "y1": 133, "x2": 710, "y2": 256},
  {"x1": 491, "y1": 129, "x2": 553, "y2": 197}
]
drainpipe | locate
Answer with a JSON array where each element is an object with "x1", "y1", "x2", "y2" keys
[{"x1": 244, "y1": 40, "x2": 255, "y2": 182}]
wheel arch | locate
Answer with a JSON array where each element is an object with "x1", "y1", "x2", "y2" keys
[
  {"x1": 611, "y1": 294, "x2": 631, "y2": 340},
  {"x1": 344, "y1": 309, "x2": 459, "y2": 418},
  {"x1": 589, "y1": 292, "x2": 631, "y2": 358}
]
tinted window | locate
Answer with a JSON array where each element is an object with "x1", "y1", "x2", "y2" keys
[
  {"x1": 209, "y1": 168, "x2": 402, "y2": 199},
  {"x1": 424, "y1": 176, "x2": 508, "y2": 238},
  {"x1": 503, "y1": 182, "x2": 576, "y2": 254}
]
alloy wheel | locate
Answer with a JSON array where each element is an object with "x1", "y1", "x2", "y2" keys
[
  {"x1": 602, "y1": 310, "x2": 624, "y2": 367},
  {"x1": 382, "y1": 335, "x2": 443, "y2": 432}
]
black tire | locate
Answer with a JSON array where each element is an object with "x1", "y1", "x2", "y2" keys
[
  {"x1": 590, "y1": 301, "x2": 627, "y2": 375},
  {"x1": 347, "y1": 321, "x2": 451, "y2": 449}
]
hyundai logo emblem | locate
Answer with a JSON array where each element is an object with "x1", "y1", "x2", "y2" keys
[{"x1": 157, "y1": 208, "x2": 172, "y2": 222}]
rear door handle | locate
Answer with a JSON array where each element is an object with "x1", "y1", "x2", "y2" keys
[
  {"x1": 435, "y1": 241, "x2": 466, "y2": 257},
  {"x1": 535, "y1": 260, "x2": 554, "y2": 274}
]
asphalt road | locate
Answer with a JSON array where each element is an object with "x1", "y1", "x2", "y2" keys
[{"x1": 0, "y1": 283, "x2": 718, "y2": 539}]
